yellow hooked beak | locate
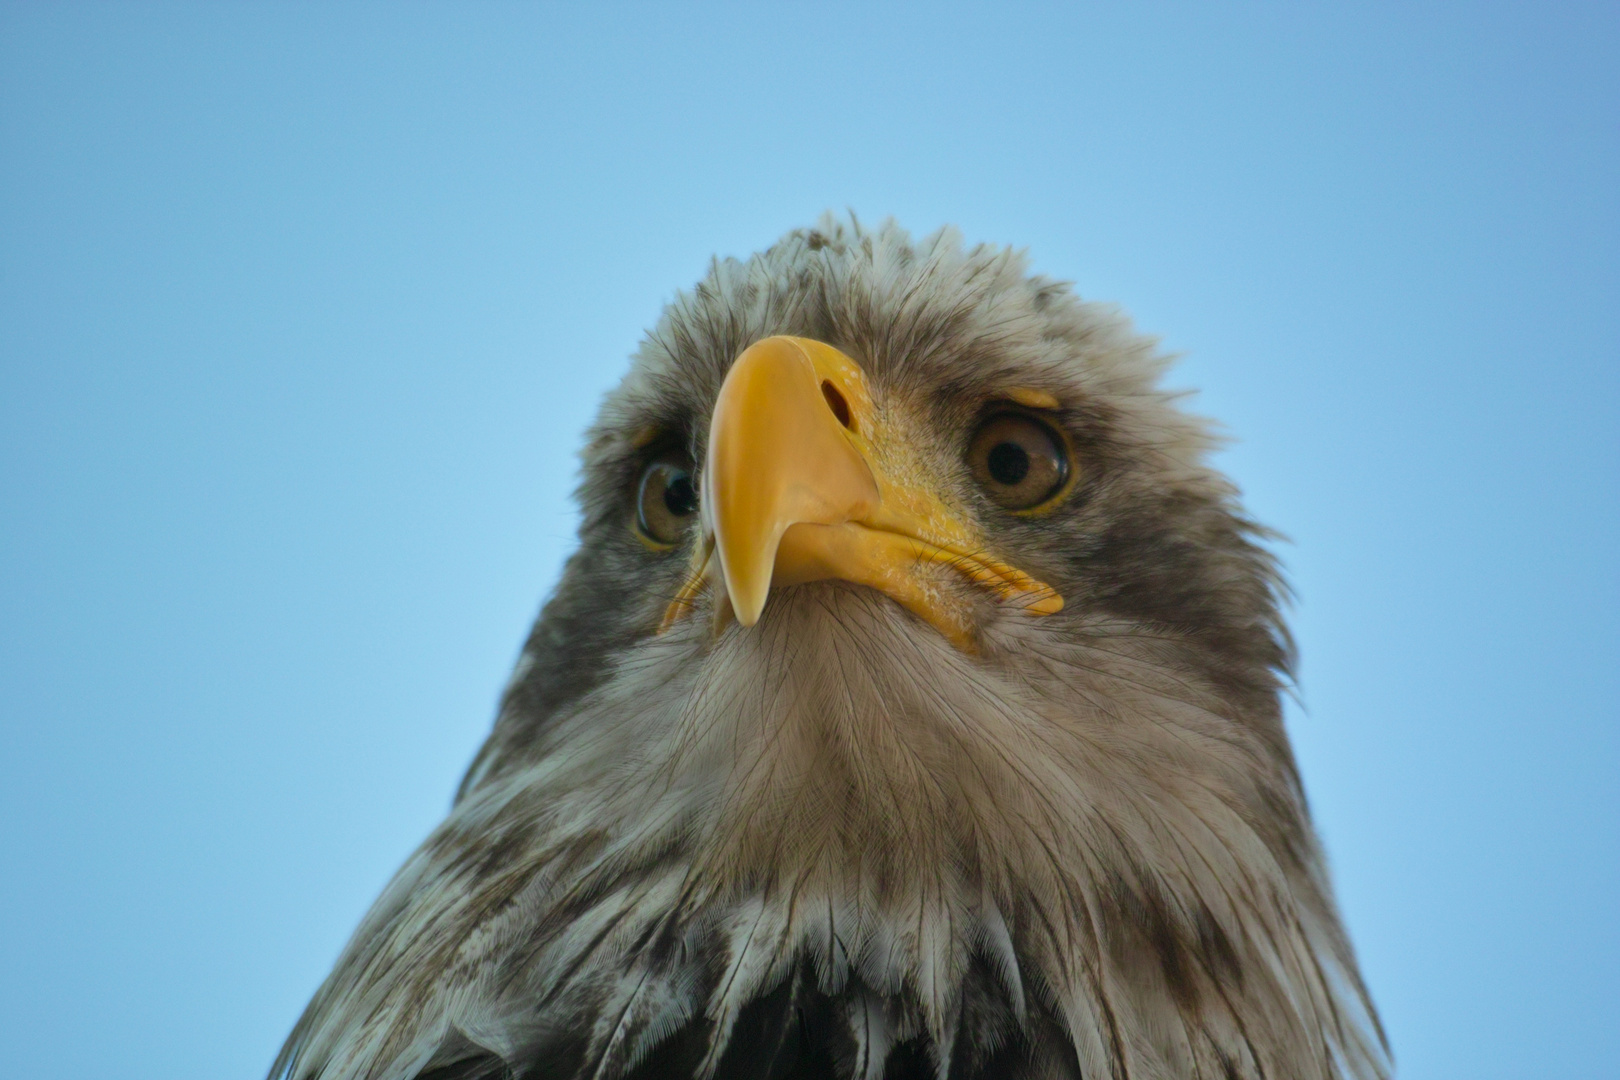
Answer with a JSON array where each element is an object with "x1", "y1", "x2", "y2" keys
[{"x1": 660, "y1": 336, "x2": 1061, "y2": 651}]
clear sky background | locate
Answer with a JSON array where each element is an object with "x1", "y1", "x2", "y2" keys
[{"x1": 1, "y1": 4, "x2": 1615, "y2": 1078}]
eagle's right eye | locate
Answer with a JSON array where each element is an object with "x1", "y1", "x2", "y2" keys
[{"x1": 635, "y1": 453, "x2": 699, "y2": 547}]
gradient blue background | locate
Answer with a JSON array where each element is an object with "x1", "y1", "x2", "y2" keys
[{"x1": 2, "y1": 4, "x2": 1615, "y2": 1078}]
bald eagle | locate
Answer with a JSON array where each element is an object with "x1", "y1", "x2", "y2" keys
[{"x1": 272, "y1": 218, "x2": 1388, "y2": 1080}]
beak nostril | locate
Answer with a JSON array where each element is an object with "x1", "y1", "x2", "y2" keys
[{"x1": 822, "y1": 381, "x2": 853, "y2": 430}]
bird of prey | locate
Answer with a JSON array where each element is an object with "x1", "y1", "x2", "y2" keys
[{"x1": 272, "y1": 217, "x2": 1387, "y2": 1080}]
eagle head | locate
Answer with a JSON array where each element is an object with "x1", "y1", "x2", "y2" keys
[{"x1": 273, "y1": 217, "x2": 1386, "y2": 1080}]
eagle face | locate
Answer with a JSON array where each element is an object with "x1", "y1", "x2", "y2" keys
[{"x1": 274, "y1": 219, "x2": 1386, "y2": 1080}]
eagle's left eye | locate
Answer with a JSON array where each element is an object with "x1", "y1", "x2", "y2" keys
[
  {"x1": 635, "y1": 453, "x2": 699, "y2": 546},
  {"x1": 967, "y1": 411, "x2": 1071, "y2": 511}
]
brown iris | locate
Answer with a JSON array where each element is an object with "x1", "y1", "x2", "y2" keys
[
  {"x1": 968, "y1": 412, "x2": 1071, "y2": 510},
  {"x1": 635, "y1": 453, "x2": 699, "y2": 545}
]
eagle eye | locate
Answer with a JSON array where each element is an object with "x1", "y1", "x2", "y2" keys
[
  {"x1": 635, "y1": 453, "x2": 699, "y2": 546},
  {"x1": 968, "y1": 412, "x2": 1071, "y2": 510}
]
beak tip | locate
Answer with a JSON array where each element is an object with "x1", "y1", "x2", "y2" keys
[
  {"x1": 730, "y1": 589, "x2": 768, "y2": 627},
  {"x1": 713, "y1": 551, "x2": 767, "y2": 628},
  {"x1": 713, "y1": 519, "x2": 780, "y2": 630}
]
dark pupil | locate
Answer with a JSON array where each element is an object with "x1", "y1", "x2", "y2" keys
[
  {"x1": 663, "y1": 472, "x2": 697, "y2": 516},
  {"x1": 986, "y1": 442, "x2": 1030, "y2": 486}
]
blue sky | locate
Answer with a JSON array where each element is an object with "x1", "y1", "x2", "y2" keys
[{"x1": 1, "y1": 4, "x2": 1615, "y2": 1078}]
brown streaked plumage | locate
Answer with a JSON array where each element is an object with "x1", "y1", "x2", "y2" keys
[{"x1": 271, "y1": 216, "x2": 1387, "y2": 1080}]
